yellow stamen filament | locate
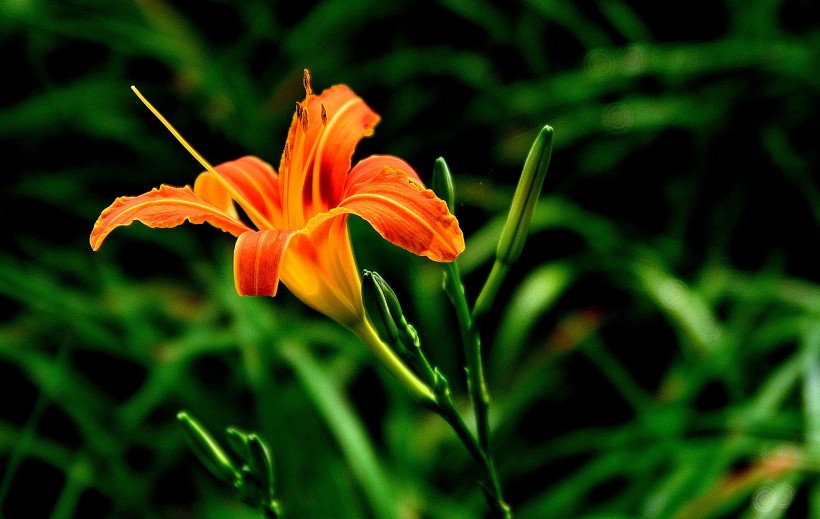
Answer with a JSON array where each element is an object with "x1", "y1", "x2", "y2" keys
[{"x1": 130, "y1": 86, "x2": 270, "y2": 228}]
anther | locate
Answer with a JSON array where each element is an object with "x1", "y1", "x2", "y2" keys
[
  {"x1": 283, "y1": 143, "x2": 292, "y2": 168},
  {"x1": 301, "y1": 108, "x2": 309, "y2": 132},
  {"x1": 303, "y1": 69, "x2": 312, "y2": 96},
  {"x1": 321, "y1": 103, "x2": 327, "y2": 126},
  {"x1": 295, "y1": 102, "x2": 303, "y2": 121}
]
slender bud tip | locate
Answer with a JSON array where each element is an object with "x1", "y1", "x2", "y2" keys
[
  {"x1": 432, "y1": 157, "x2": 456, "y2": 213},
  {"x1": 177, "y1": 410, "x2": 240, "y2": 484}
]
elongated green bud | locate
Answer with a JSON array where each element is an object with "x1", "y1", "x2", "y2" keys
[
  {"x1": 496, "y1": 125, "x2": 554, "y2": 265},
  {"x1": 177, "y1": 411, "x2": 240, "y2": 484},
  {"x1": 432, "y1": 157, "x2": 456, "y2": 213},
  {"x1": 473, "y1": 125, "x2": 554, "y2": 323}
]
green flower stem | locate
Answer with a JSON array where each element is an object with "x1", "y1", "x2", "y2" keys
[
  {"x1": 433, "y1": 155, "x2": 510, "y2": 516},
  {"x1": 433, "y1": 155, "x2": 491, "y2": 448},
  {"x1": 433, "y1": 370, "x2": 512, "y2": 519},
  {"x1": 351, "y1": 318, "x2": 437, "y2": 405},
  {"x1": 360, "y1": 265, "x2": 510, "y2": 516},
  {"x1": 445, "y1": 261, "x2": 492, "y2": 452},
  {"x1": 444, "y1": 260, "x2": 511, "y2": 519},
  {"x1": 472, "y1": 260, "x2": 510, "y2": 328}
]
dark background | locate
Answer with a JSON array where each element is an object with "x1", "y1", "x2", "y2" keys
[{"x1": 1, "y1": 1, "x2": 818, "y2": 518}]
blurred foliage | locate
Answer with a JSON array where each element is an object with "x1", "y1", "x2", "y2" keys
[{"x1": 1, "y1": 0, "x2": 819, "y2": 518}]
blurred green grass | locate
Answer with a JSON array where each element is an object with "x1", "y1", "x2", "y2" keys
[{"x1": 1, "y1": 0, "x2": 819, "y2": 518}]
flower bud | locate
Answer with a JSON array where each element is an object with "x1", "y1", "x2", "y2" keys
[
  {"x1": 226, "y1": 427, "x2": 276, "y2": 506},
  {"x1": 496, "y1": 125, "x2": 554, "y2": 265},
  {"x1": 177, "y1": 410, "x2": 240, "y2": 484},
  {"x1": 362, "y1": 270, "x2": 403, "y2": 348},
  {"x1": 362, "y1": 270, "x2": 419, "y2": 352}
]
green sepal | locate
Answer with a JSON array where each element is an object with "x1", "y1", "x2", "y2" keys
[
  {"x1": 247, "y1": 433, "x2": 276, "y2": 503},
  {"x1": 226, "y1": 428, "x2": 276, "y2": 507},
  {"x1": 432, "y1": 367, "x2": 450, "y2": 398}
]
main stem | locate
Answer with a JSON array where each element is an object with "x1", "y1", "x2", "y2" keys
[
  {"x1": 444, "y1": 261, "x2": 510, "y2": 517},
  {"x1": 446, "y1": 262, "x2": 491, "y2": 451},
  {"x1": 435, "y1": 379, "x2": 512, "y2": 519}
]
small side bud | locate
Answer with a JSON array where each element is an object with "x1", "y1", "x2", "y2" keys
[
  {"x1": 226, "y1": 428, "x2": 277, "y2": 507},
  {"x1": 177, "y1": 411, "x2": 240, "y2": 484},
  {"x1": 432, "y1": 367, "x2": 450, "y2": 397},
  {"x1": 432, "y1": 157, "x2": 456, "y2": 213},
  {"x1": 362, "y1": 270, "x2": 403, "y2": 349}
]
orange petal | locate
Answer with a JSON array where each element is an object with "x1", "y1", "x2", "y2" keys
[
  {"x1": 196, "y1": 156, "x2": 282, "y2": 230},
  {"x1": 233, "y1": 229, "x2": 294, "y2": 296},
  {"x1": 281, "y1": 85, "x2": 380, "y2": 224},
  {"x1": 335, "y1": 167, "x2": 465, "y2": 262},
  {"x1": 308, "y1": 86, "x2": 381, "y2": 209},
  {"x1": 90, "y1": 184, "x2": 251, "y2": 250},
  {"x1": 345, "y1": 155, "x2": 423, "y2": 191},
  {"x1": 194, "y1": 171, "x2": 239, "y2": 219},
  {"x1": 280, "y1": 217, "x2": 364, "y2": 326}
]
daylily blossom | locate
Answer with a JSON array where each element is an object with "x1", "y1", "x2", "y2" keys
[{"x1": 90, "y1": 71, "x2": 464, "y2": 401}]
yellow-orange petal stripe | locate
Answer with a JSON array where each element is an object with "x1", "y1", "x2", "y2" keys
[
  {"x1": 281, "y1": 216, "x2": 364, "y2": 325},
  {"x1": 90, "y1": 184, "x2": 251, "y2": 250},
  {"x1": 233, "y1": 229, "x2": 294, "y2": 296}
]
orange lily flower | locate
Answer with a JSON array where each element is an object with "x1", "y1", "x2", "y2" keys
[{"x1": 90, "y1": 72, "x2": 464, "y2": 401}]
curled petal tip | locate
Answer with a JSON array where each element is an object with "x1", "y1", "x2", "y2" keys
[
  {"x1": 233, "y1": 230, "x2": 293, "y2": 297},
  {"x1": 89, "y1": 184, "x2": 251, "y2": 251},
  {"x1": 432, "y1": 157, "x2": 456, "y2": 213},
  {"x1": 338, "y1": 167, "x2": 465, "y2": 263}
]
